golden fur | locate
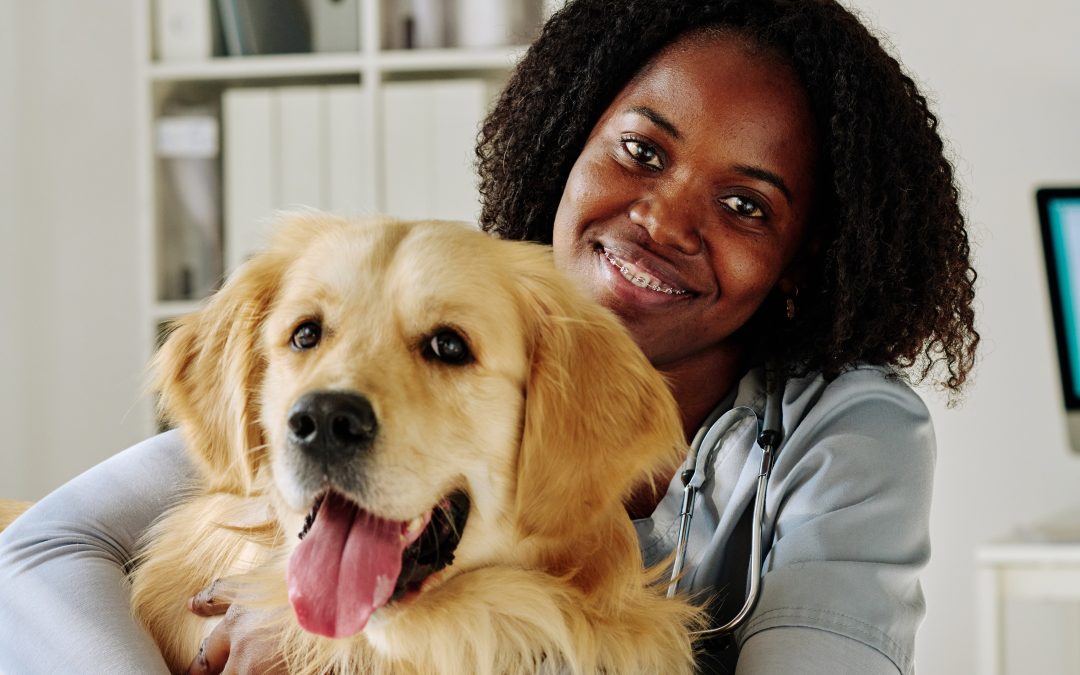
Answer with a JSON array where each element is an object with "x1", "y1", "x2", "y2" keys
[
  {"x1": 132, "y1": 213, "x2": 702, "y2": 674},
  {"x1": 0, "y1": 500, "x2": 31, "y2": 532}
]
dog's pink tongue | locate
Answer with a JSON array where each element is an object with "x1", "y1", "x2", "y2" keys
[{"x1": 287, "y1": 492, "x2": 404, "y2": 638}]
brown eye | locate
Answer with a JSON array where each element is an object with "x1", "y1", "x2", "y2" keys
[
  {"x1": 720, "y1": 195, "x2": 765, "y2": 218},
  {"x1": 622, "y1": 137, "x2": 664, "y2": 170},
  {"x1": 291, "y1": 321, "x2": 322, "y2": 351},
  {"x1": 424, "y1": 329, "x2": 472, "y2": 365}
]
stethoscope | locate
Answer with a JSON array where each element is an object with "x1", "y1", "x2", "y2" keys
[{"x1": 666, "y1": 365, "x2": 785, "y2": 637}]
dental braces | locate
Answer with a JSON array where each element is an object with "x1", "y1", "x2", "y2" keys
[{"x1": 603, "y1": 250, "x2": 687, "y2": 295}]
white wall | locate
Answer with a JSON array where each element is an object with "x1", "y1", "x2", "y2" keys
[
  {"x1": 2, "y1": 0, "x2": 148, "y2": 500},
  {"x1": 844, "y1": 0, "x2": 1080, "y2": 672},
  {"x1": 0, "y1": 0, "x2": 25, "y2": 499},
  {"x1": 3, "y1": 0, "x2": 1080, "y2": 671}
]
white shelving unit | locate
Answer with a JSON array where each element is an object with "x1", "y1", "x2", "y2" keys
[{"x1": 133, "y1": 1, "x2": 538, "y2": 432}]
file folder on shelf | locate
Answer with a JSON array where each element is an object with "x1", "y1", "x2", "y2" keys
[
  {"x1": 221, "y1": 84, "x2": 373, "y2": 275},
  {"x1": 382, "y1": 79, "x2": 489, "y2": 223},
  {"x1": 222, "y1": 87, "x2": 275, "y2": 274}
]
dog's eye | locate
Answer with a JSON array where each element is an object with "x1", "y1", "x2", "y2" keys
[
  {"x1": 425, "y1": 329, "x2": 472, "y2": 365},
  {"x1": 291, "y1": 321, "x2": 322, "y2": 351}
]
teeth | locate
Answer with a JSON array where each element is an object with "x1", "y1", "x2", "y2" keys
[
  {"x1": 401, "y1": 513, "x2": 427, "y2": 544},
  {"x1": 602, "y1": 250, "x2": 687, "y2": 295}
]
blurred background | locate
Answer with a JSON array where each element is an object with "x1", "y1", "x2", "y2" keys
[{"x1": 1, "y1": 0, "x2": 1079, "y2": 673}]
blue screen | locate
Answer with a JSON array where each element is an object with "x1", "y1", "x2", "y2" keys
[{"x1": 1047, "y1": 196, "x2": 1080, "y2": 399}]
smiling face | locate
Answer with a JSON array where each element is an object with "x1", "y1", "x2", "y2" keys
[{"x1": 552, "y1": 31, "x2": 818, "y2": 411}]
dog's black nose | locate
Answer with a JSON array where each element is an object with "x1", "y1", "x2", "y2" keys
[{"x1": 287, "y1": 391, "x2": 378, "y2": 462}]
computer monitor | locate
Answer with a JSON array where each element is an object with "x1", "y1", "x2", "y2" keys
[{"x1": 1037, "y1": 187, "x2": 1080, "y2": 452}]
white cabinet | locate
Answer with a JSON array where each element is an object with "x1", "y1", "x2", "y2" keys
[
  {"x1": 977, "y1": 511, "x2": 1080, "y2": 674},
  {"x1": 135, "y1": 0, "x2": 544, "y2": 432}
]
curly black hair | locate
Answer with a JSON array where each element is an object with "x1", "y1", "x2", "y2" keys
[{"x1": 477, "y1": 0, "x2": 978, "y2": 394}]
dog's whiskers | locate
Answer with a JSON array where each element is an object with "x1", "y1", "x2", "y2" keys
[{"x1": 442, "y1": 501, "x2": 464, "y2": 541}]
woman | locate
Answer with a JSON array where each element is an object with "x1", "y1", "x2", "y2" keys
[{"x1": 0, "y1": 0, "x2": 976, "y2": 673}]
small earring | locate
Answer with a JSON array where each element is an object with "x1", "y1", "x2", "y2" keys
[{"x1": 784, "y1": 286, "x2": 799, "y2": 321}]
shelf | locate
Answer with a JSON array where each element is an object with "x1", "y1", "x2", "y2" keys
[
  {"x1": 376, "y1": 47, "x2": 526, "y2": 72},
  {"x1": 147, "y1": 47, "x2": 527, "y2": 82},
  {"x1": 148, "y1": 53, "x2": 366, "y2": 82}
]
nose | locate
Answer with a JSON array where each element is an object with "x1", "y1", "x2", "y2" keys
[
  {"x1": 628, "y1": 190, "x2": 703, "y2": 256},
  {"x1": 287, "y1": 391, "x2": 378, "y2": 464}
]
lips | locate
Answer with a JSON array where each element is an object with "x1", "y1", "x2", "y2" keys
[{"x1": 598, "y1": 245, "x2": 692, "y2": 296}]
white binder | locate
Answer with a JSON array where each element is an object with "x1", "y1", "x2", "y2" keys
[
  {"x1": 382, "y1": 79, "x2": 489, "y2": 223},
  {"x1": 222, "y1": 88, "x2": 275, "y2": 274}
]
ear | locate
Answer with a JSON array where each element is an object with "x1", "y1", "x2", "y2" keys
[
  {"x1": 152, "y1": 248, "x2": 286, "y2": 495},
  {"x1": 512, "y1": 252, "x2": 685, "y2": 541}
]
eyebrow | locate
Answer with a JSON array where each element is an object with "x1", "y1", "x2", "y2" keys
[
  {"x1": 627, "y1": 106, "x2": 680, "y2": 140},
  {"x1": 734, "y1": 164, "x2": 793, "y2": 203}
]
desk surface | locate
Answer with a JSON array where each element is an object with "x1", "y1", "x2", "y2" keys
[
  {"x1": 978, "y1": 543, "x2": 1080, "y2": 564},
  {"x1": 978, "y1": 507, "x2": 1080, "y2": 564}
]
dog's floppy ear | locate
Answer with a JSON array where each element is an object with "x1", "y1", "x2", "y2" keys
[
  {"x1": 153, "y1": 240, "x2": 289, "y2": 495},
  {"x1": 512, "y1": 248, "x2": 685, "y2": 541}
]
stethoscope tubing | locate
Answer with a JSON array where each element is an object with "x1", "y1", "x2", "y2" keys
[{"x1": 666, "y1": 368, "x2": 784, "y2": 637}]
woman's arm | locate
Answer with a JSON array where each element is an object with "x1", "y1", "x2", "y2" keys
[
  {"x1": 737, "y1": 627, "x2": 898, "y2": 674},
  {"x1": 0, "y1": 430, "x2": 195, "y2": 674},
  {"x1": 732, "y1": 368, "x2": 935, "y2": 675}
]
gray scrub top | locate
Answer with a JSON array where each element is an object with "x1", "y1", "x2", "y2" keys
[
  {"x1": 635, "y1": 365, "x2": 934, "y2": 674},
  {"x1": 0, "y1": 365, "x2": 933, "y2": 674}
]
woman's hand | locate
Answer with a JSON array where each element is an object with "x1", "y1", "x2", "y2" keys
[{"x1": 185, "y1": 581, "x2": 289, "y2": 675}]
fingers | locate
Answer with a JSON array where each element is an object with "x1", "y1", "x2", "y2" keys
[
  {"x1": 185, "y1": 620, "x2": 232, "y2": 675},
  {"x1": 183, "y1": 603, "x2": 291, "y2": 675},
  {"x1": 189, "y1": 578, "x2": 237, "y2": 617}
]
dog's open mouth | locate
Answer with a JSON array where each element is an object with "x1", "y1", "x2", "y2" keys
[{"x1": 287, "y1": 489, "x2": 470, "y2": 638}]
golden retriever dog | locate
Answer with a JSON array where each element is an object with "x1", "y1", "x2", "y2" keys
[{"x1": 131, "y1": 213, "x2": 702, "y2": 674}]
